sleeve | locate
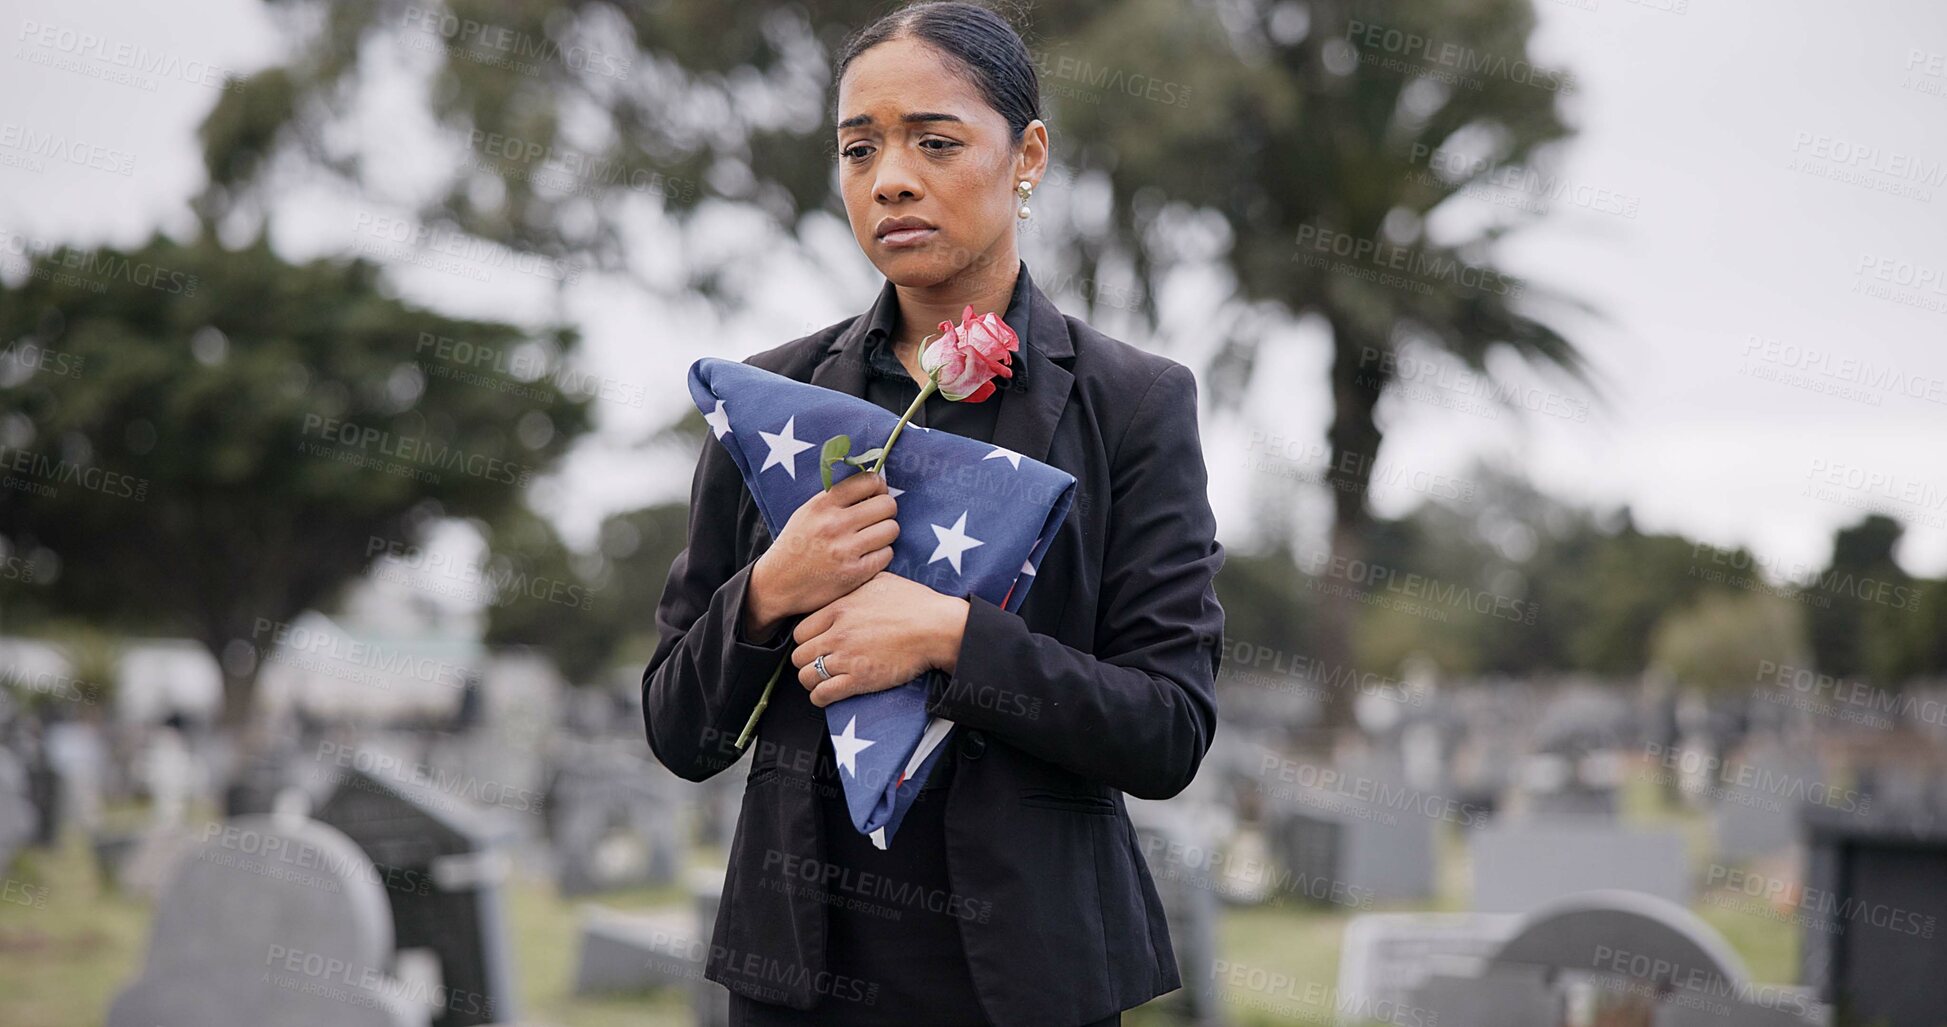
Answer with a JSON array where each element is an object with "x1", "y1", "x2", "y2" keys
[
  {"x1": 641, "y1": 431, "x2": 796, "y2": 782},
  {"x1": 924, "y1": 363, "x2": 1226, "y2": 799}
]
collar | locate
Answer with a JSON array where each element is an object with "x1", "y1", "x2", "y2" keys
[{"x1": 859, "y1": 258, "x2": 1035, "y2": 392}]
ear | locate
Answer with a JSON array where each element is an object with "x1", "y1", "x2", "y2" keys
[{"x1": 1015, "y1": 118, "x2": 1050, "y2": 187}]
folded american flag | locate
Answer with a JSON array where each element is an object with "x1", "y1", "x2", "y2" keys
[{"x1": 688, "y1": 357, "x2": 1076, "y2": 847}]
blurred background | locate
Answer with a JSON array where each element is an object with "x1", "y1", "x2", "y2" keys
[{"x1": 2, "y1": 0, "x2": 1945, "y2": 1024}]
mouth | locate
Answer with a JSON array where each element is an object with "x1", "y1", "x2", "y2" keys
[{"x1": 878, "y1": 226, "x2": 937, "y2": 247}]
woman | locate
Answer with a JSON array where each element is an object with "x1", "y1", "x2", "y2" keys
[{"x1": 642, "y1": 4, "x2": 1225, "y2": 1025}]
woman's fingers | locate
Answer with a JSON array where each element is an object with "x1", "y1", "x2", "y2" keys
[
  {"x1": 792, "y1": 610, "x2": 836, "y2": 647},
  {"x1": 854, "y1": 518, "x2": 900, "y2": 554},
  {"x1": 840, "y1": 492, "x2": 898, "y2": 529},
  {"x1": 797, "y1": 655, "x2": 837, "y2": 689},
  {"x1": 807, "y1": 675, "x2": 859, "y2": 707},
  {"x1": 827, "y1": 468, "x2": 887, "y2": 506}
]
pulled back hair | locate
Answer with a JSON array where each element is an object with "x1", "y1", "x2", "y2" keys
[{"x1": 833, "y1": 2, "x2": 1044, "y2": 144}]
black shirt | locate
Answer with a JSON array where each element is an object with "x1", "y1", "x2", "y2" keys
[{"x1": 727, "y1": 263, "x2": 1033, "y2": 1027}]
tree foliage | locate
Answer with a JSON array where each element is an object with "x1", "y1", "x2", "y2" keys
[{"x1": 0, "y1": 234, "x2": 591, "y2": 723}]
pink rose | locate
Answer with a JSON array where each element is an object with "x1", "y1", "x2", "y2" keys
[{"x1": 920, "y1": 303, "x2": 1018, "y2": 403}]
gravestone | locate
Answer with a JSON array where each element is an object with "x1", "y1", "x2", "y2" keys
[
  {"x1": 315, "y1": 767, "x2": 520, "y2": 1027},
  {"x1": 1517, "y1": 750, "x2": 1621, "y2": 818},
  {"x1": 1261, "y1": 755, "x2": 1437, "y2": 905},
  {"x1": 226, "y1": 748, "x2": 298, "y2": 818},
  {"x1": 1127, "y1": 800, "x2": 1225, "y2": 1026},
  {"x1": 691, "y1": 866, "x2": 731, "y2": 1027},
  {"x1": 106, "y1": 813, "x2": 424, "y2": 1027},
  {"x1": 25, "y1": 744, "x2": 62, "y2": 845},
  {"x1": 1471, "y1": 820, "x2": 1687, "y2": 913},
  {"x1": 1414, "y1": 964, "x2": 1558, "y2": 1024},
  {"x1": 0, "y1": 748, "x2": 36, "y2": 873},
  {"x1": 569, "y1": 875, "x2": 733, "y2": 1027},
  {"x1": 1713, "y1": 737, "x2": 1824, "y2": 863},
  {"x1": 694, "y1": 767, "x2": 748, "y2": 850},
  {"x1": 548, "y1": 741, "x2": 681, "y2": 895},
  {"x1": 1416, "y1": 891, "x2": 1823, "y2": 1026},
  {"x1": 573, "y1": 905, "x2": 703, "y2": 995},
  {"x1": 1799, "y1": 789, "x2": 1947, "y2": 1027},
  {"x1": 44, "y1": 718, "x2": 106, "y2": 835},
  {"x1": 1336, "y1": 912, "x2": 1523, "y2": 1020},
  {"x1": 105, "y1": 824, "x2": 200, "y2": 899},
  {"x1": 1521, "y1": 687, "x2": 1636, "y2": 819}
]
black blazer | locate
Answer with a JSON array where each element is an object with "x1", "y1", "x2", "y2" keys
[{"x1": 642, "y1": 266, "x2": 1225, "y2": 1026}]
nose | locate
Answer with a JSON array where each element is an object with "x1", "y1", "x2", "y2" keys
[{"x1": 872, "y1": 146, "x2": 923, "y2": 205}]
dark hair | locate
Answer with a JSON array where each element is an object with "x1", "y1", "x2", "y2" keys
[{"x1": 833, "y1": 2, "x2": 1043, "y2": 144}]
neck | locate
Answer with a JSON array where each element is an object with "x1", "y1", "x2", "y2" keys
[{"x1": 890, "y1": 251, "x2": 1020, "y2": 364}]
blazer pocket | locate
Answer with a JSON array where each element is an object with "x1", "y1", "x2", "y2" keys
[{"x1": 1019, "y1": 790, "x2": 1117, "y2": 816}]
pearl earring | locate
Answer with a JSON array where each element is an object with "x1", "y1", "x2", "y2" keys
[{"x1": 1016, "y1": 179, "x2": 1033, "y2": 220}]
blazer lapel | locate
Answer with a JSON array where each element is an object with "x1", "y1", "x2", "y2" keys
[
  {"x1": 812, "y1": 266, "x2": 1075, "y2": 468},
  {"x1": 991, "y1": 273, "x2": 1074, "y2": 469},
  {"x1": 809, "y1": 319, "x2": 870, "y2": 396}
]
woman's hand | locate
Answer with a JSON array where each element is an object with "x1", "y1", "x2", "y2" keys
[
  {"x1": 790, "y1": 572, "x2": 970, "y2": 707},
  {"x1": 743, "y1": 470, "x2": 900, "y2": 639}
]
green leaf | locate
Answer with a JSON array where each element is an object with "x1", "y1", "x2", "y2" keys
[
  {"x1": 819, "y1": 434, "x2": 851, "y2": 491},
  {"x1": 843, "y1": 447, "x2": 886, "y2": 468}
]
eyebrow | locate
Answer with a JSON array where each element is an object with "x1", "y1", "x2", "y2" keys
[{"x1": 836, "y1": 111, "x2": 966, "y2": 131}]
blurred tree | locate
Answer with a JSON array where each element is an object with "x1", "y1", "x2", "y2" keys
[
  {"x1": 1143, "y1": 0, "x2": 1589, "y2": 728},
  {"x1": 1649, "y1": 591, "x2": 1808, "y2": 694},
  {"x1": 0, "y1": 624, "x2": 119, "y2": 714},
  {"x1": 483, "y1": 500, "x2": 690, "y2": 685},
  {"x1": 1345, "y1": 473, "x2": 1795, "y2": 684},
  {"x1": 208, "y1": 0, "x2": 1588, "y2": 728},
  {"x1": 1892, "y1": 579, "x2": 1947, "y2": 683},
  {"x1": 0, "y1": 235, "x2": 590, "y2": 727},
  {"x1": 1806, "y1": 514, "x2": 1913, "y2": 683}
]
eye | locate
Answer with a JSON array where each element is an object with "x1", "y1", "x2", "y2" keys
[
  {"x1": 921, "y1": 138, "x2": 961, "y2": 153},
  {"x1": 840, "y1": 143, "x2": 874, "y2": 162}
]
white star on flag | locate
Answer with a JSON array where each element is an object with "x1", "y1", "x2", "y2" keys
[
  {"x1": 1020, "y1": 559, "x2": 1037, "y2": 576},
  {"x1": 984, "y1": 445, "x2": 1024, "y2": 469},
  {"x1": 928, "y1": 511, "x2": 986, "y2": 574},
  {"x1": 887, "y1": 485, "x2": 905, "y2": 499},
  {"x1": 759, "y1": 415, "x2": 814, "y2": 479},
  {"x1": 704, "y1": 400, "x2": 732, "y2": 439},
  {"x1": 831, "y1": 715, "x2": 877, "y2": 778}
]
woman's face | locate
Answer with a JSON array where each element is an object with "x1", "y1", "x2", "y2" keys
[{"x1": 835, "y1": 35, "x2": 1045, "y2": 287}]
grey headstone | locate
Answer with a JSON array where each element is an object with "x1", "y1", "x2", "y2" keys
[
  {"x1": 1654, "y1": 995, "x2": 1823, "y2": 1027},
  {"x1": 573, "y1": 905, "x2": 703, "y2": 995},
  {"x1": 1263, "y1": 761, "x2": 1438, "y2": 905},
  {"x1": 315, "y1": 767, "x2": 521, "y2": 1027},
  {"x1": 691, "y1": 867, "x2": 731, "y2": 1027},
  {"x1": 1798, "y1": 790, "x2": 1947, "y2": 1027},
  {"x1": 107, "y1": 814, "x2": 424, "y2": 1027},
  {"x1": 1712, "y1": 738, "x2": 1824, "y2": 862},
  {"x1": 45, "y1": 720, "x2": 106, "y2": 835},
  {"x1": 1127, "y1": 800, "x2": 1225, "y2": 1026},
  {"x1": 1415, "y1": 891, "x2": 1827, "y2": 1027},
  {"x1": 1494, "y1": 890, "x2": 1747, "y2": 988},
  {"x1": 1414, "y1": 964, "x2": 1559, "y2": 1025},
  {"x1": 1336, "y1": 912, "x2": 1523, "y2": 1019},
  {"x1": 1471, "y1": 820, "x2": 1687, "y2": 913},
  {"x1": 107, "y1": 824, "x2": 200, "y2": 900},
  {"x1": 0, "y1": 748, "x2": 36, "y2": 873},
  {"x1": 549, "y1": 741, "x2": 681, "y2": 895}
]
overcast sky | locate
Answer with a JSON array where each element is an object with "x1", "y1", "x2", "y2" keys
[{"x1": 5, "y1": 0, "x2": 1944, "y2": 582}]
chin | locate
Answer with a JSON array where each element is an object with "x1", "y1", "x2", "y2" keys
[{"x1": 869, "y1": 246, "x2": 960, "y2": 288}]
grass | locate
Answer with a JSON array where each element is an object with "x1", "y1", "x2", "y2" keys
[
  {"x1": 0, "y1": 790, "x2": 1797, "y2": 1026},
  {"x1": 0, "y1": 834, "x2": 150, "y2": 1027}
]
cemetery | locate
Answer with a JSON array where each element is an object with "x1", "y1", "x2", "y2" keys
[
  {"x1": 5, "y1": 0, "x2": 1946, "y2": 1020},
  {"x1": 4, "y1": 625, "x2": 1944, "y2": 1026}
]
